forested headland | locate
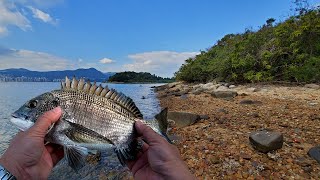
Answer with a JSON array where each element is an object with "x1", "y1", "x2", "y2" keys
[
  {"x1": 108, "y1": 71, "x2": 174, "y2": 83},
  {"x1": 175, "y1": 2, "x2": 320, "y2": 83}
]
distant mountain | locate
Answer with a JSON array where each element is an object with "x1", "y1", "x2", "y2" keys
[{"x1": 0, "y1": 68, "x2": 113, "y2": 82}]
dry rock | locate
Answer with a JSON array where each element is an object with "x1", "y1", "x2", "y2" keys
[
  {"x1": 308, "y1": 146, "x2": 320, "y2": 164},
  {"x1": 249, "y1": 130, "x2": 284, "y2": 153},
  {"x1": 304, "y1": 84, "x2": 320, "y2": 89}
]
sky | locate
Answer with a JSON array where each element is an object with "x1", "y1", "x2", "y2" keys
[{"x1": 0, "y1": 0, "x2": 319, "y2": 77}]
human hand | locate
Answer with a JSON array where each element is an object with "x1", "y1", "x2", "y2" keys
[
  {"x1": 127, "y1": 121, "x2": 195, "y2": 180},
  {"x1": 0, "y1": 107, "x2": 64, "y2": 179}
]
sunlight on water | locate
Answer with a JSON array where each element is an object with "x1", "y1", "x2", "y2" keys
[{"x1": 0, "y1": 82, "x2": 163, "y2": 179}]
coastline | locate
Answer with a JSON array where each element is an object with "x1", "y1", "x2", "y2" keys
[{"x1": 156, "y1": 82, "x2": 320, "y2": 179}]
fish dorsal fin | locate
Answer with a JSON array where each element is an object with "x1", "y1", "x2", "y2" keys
[{"x1": 61, "y1": 76, "x2": 143, "y2": 119}]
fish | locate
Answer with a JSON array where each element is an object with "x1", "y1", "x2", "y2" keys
[{"x1": 10, "y1": 77, "x2": 170, "y2": 170}]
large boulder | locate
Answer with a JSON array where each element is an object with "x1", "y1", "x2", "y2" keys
[
  {"x1": 211, "y1": 91, "x2": 238, "y2": 99},
  {"x1": 305, "y1": 84, "x2": 320, "y2": 90},
  {"x1": 308, "y1": 146, "x2": 320, "y2": 164},
  {"x1": 249, "y1": 130, "x2": 284, "y2": 153},
  {"x1": 167, "y1": 112, "x2": 200, "y2": 128}
]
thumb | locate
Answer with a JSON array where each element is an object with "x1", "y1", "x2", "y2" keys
[
  {"x1": 135, "y1": 120, "x2": 164, "y2": 145},
  {"x1": 28, "y1": 107, "x2": 62, "y2": 137}
]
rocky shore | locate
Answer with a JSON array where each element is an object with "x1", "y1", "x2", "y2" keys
[{"x1": 155, "y1": 82, "x2": 320, "y2": 179}]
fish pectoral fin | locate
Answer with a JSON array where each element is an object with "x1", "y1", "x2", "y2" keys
[{"x1": 64, "y1": 145, "x2": 88, "y2": 171}]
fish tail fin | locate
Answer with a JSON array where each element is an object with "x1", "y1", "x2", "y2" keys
[
  {"x1": 115, "y1": 139, "x2": 143, "y2": 166},
  {"x1": 154, "y1": 107, "x2": 172, "y2": 143},
  {"x1": 64, "y1": 145, "x2": 88, "y2": 171}
]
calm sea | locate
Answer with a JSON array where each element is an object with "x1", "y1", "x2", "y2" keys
[{"x1": 0, "y1": 82, "x2": 163, "y2": 179}]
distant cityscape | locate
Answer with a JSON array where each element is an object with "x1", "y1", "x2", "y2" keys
[{"x1": 0, "y1": 75, "x2": 63, "y2": 82}]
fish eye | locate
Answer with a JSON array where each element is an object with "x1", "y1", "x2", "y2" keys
[{"x1": 28, "y1": 100, "x2": 38, "y2": 109}]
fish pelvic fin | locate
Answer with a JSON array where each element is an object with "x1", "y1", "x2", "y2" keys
[
  {"x1": 64, "y1": 145, "x2": 88, "y2": 171},
  {"x1": 115, "y1": 139, "x2": 142, "y2": 166}
]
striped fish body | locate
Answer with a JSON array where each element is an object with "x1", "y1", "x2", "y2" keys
[{"x1": 11, "y1": 77, "x2": 169, "y2": 170}]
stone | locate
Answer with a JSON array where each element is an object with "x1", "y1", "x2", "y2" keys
[
  {"x1": 199, "y1": 114, "x2": 209, "y2": 120},
  {"x1": 216, "y1": 85, "x2": 229, "y2": 91},
  {"x1": 141, "y1": 96, "x2": 146, "y2": 99},
  {"x1": 217, "y1": 108, "x2": 228, "y2": 114},
  {"x1": 247, "y1": 87, "x2": 260, "y2": 92},
  {"x1": 239, "y1": 99, "x2": 262, "y2": 105},
  {"x1": 239, "y1": 153, "x2": 251, "y2": 160},
  {"x1": 249, "y1": 130, "x2": 284, "y2": 153},
  {"x1": 167, "y1": 112, "x2": 200, "y2": 128},
  {"x1": 211, "y1": 91, "x2": 238, "y2": 99},
  {"x1": 191, "y1": 88, "x2": 204, "y2": 95},
  {"x1": 229, "y1": 85, "x2": 236, "y2": 89},
  {"x1": 308, "y1": 146, "x2": 320, "y2": 164},
  {"x1": 304, "y1": 84, "x2": 320, "y2": 89},
  {"x1": 180, "y1": 94, "x2": 188, "y2": 99},
  {"x1": 202, "y1": 82, "x2": 215, "y2": 89},
  {"x1": 168, "y1": 82, "x2": 181, "y2": 88},
  {"x1": 154, "y1": 85, "x2": 168, "y2": 92}
]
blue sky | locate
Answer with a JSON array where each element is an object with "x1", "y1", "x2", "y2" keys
[{"x1": 0, "y1": 0, "x2": 319, "y2": 77}]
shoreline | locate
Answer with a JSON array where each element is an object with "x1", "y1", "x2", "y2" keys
[{"x1": 156, "y1": 82, "x2": 320, "y2": 179}]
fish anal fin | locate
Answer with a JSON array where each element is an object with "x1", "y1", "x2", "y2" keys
[{"x1": 64, "y1": 145, "x2": 88, "y2": 171}]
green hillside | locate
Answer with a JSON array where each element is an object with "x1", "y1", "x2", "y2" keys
[
  {"x1": 108, "y1": 71, "x2": 174, "y2": 83},
  {"x1": 175, "y1": 4, "x2": 320, "y2": 83}
]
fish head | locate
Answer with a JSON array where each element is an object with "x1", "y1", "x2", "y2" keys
[{"x1": 11, "y1": 92, "x2": 59, "y2": 131}]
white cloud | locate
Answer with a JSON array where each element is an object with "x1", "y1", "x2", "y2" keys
[
  {"x1": 0, "y1": 1, "x2": 31, "y2": 35},
  {"x1": 0, "y1": 0, "x2": 59, "y2": 36},
  {"x1": 0, "y1": 47, "x2": 72, "y2": 71},
  {"x1": 124, "y1": 51, "x2": 199, "y2": 77},
  {"x1": 99, "y1": 58, "x2": 115, "y2": 64},
  {"x1": 28, "y1": 6, "x2": 57, "y2": 24}
]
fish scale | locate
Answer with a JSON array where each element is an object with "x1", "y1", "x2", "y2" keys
[
  {"x1": 10, "y1": 77, "x2": 170, "y2": 170},
  {"x1": 53, "y1": 90, "x2": 136, "y2": 144}
]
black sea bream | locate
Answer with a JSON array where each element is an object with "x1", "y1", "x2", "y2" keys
[{"x1": 10, "y1": 77, "x2": 169, "y2": 170}]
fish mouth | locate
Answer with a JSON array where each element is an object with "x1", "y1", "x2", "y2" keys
[{"x1": 10, "y1": 115, "x2": 34, "y2": 131}]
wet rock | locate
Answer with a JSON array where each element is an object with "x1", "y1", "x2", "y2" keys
[
  {"x1": 304, "y1": 84, "x2": 320, "y2": 89},
  {"x1": 211, "y1": 91, "x2": 238, "y2": 99},
  {"x1": 167, "y1": 112, "x2": 200, "y2": 128},
  {"x1": 141, "y1": 96, "x2": 146, "y2": 99},
  {"x1": 308, "y1": 146, "x2": 320, "y2": 164},
  {"x1": 239, "y1": 99, "x2": 262, "y2": 105},
  {"x1": 249, "y1": 130, "x2": 284, "y2": 153}
]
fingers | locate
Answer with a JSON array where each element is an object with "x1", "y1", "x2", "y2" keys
[
  {"x1": 135, "y1": 121, "x2": 165, "y2": 145},
  {"x1": 28, "y1": 107, "x2": 62, "y2": 137},
  {"x1": 46, "y1": 144, "x2": 64, "y2": 166}
]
